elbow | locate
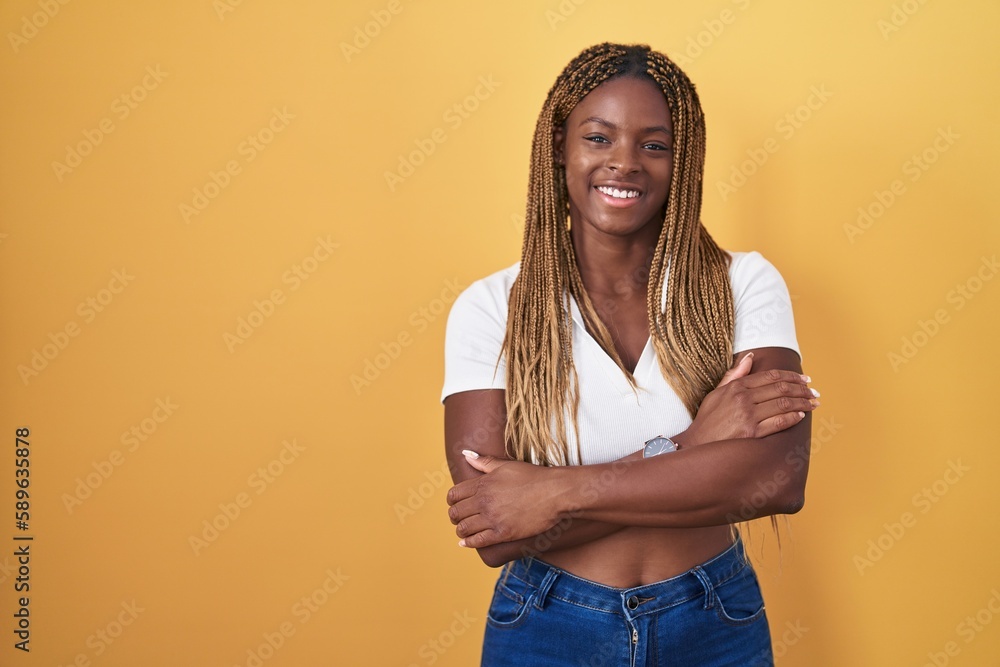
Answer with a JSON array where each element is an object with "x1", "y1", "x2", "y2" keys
[
  {"x1": 740, "y1": 489, "x2": 802, "y2": 521},
  {"x1": 478, "y1": 549, "x2": 507, "y2": 569},
  {"x1": 477, "y1": 539, "x2": 540, "y2": 568},
  {"x1": 781, "y1": 491, "x2": 806, "y2": 515},
  {"x1": 739, "y1": 466, "x2": 807, "y2": 520},
  {"x1": 762, "y1": 449, "x2": 809, "y2": 517},
  {"x1": 477, "y1": 544, "x2": 521, "y2": 569},
  {"x1": 776, "y1": 474, "x2": 807, "y2": 515}
]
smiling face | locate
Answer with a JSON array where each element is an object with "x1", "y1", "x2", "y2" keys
[{"x1": 553, "y1": 75, "x2": 674, "y2": 240}]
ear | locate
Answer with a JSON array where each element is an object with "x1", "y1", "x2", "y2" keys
[{"x1": 552, "y1": 123, "x2": 565, "y2": 166}]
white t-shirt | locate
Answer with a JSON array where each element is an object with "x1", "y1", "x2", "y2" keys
[{"x1": 440, "y1": 251, "x2": 800, "y2": 466}]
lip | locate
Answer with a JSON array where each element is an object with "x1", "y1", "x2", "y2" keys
[{"x1": 593, "y1": 183, "x2": 643, "y2": 209}]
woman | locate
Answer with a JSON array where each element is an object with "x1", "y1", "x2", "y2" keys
[{"x1": 440, "y1": 43, "x2": 817, "y2": 666}]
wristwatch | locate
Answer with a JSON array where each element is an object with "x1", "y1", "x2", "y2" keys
[{"x1": 643, "y1": 435, "x2": 680, "y2": 458}]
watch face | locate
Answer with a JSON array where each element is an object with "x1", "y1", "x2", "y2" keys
[{"x1": 643, "y1": 436, "x2": 677, "y2": 457}]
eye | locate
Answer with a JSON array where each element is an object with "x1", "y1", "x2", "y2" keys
[
  {"x1": 644, "y1": 143, "x2": 671, "y2": 152},
  {"x1": 584, "y1": 135, "x2": 610, "y2": 144}
]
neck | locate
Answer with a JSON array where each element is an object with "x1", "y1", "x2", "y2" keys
[{"x1": 569, "y1": 222, "x2": 661, "y2": 299}]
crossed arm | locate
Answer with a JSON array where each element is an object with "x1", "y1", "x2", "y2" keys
[
  {"x1": 443, "y1": 346, "x2": 816, "y2": 567},
  {"x1": 443, "y1": 393, "x2": 633, "y2": 566}
]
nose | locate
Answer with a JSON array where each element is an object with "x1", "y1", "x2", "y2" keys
[{"x1": 607, "y1": 142, "x2": 640, "y2": 174}]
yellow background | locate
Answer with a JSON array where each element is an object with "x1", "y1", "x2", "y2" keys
[{"x1": 1, "y1": 0, "x2": 998, "y2": 664}]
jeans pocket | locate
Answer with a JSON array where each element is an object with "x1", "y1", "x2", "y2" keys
[
  {"x1": 713, "y1": 566, "x2": 767, "y2": 627},
  {"x1": 486, "y1": 576, "x2": 533, "y2": 629}
]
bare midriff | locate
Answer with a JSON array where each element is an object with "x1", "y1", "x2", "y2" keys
[{"x1": 537, "y1": 523, "x2": 736, "y2": 588}]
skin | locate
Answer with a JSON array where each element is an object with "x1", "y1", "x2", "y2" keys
[{"x1": 442, "y1": 76, "x2": 817, "y2": 588}]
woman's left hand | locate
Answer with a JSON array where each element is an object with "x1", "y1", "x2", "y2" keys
[{"x1": 446, "y1": 452, "x2": 567, "y2": 549}]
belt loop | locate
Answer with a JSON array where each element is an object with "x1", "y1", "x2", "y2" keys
[
  {"x1": 691, "y1": 565, "x2": 715, "y2": 611},
  {"x1": 498, "y1": 560, "x2": 514, "y2": 588},
  {"x1": 532, "y1": 567, "x2": 559, "y2": 610}
]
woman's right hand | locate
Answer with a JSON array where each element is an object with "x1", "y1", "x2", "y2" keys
[{"x1": 677, "y1": 351, "x2": 818, "y2": 448}]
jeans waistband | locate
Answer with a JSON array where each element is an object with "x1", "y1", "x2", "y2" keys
[{"x1": 501, "y1": 535, "x2": 751, "y2": 620}]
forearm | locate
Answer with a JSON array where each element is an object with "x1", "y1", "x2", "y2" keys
[
  {"x1": 473, "y1": 449, "x2": 647, "y2": 567},
  {"x1": 472, "y1": 517, "x2": 622, "y2": 567},
  {"x1": 557, "y1": 416, "x2": 811, "y2": 528}
]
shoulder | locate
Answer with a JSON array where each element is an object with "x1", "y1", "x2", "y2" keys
[
  {"x1": 725, "y1": 249, "x2": 783, "y2": 277},
  {"x1": 441, "y1": 262, "x2": 519, "y2": 402},
  {"x1": 450, "y1": 260, "x2": 521, "y2": 318},
  {"x1": 723, "y1": 249, "x2": 800, "y2": 356},
  {"x1": 725, "y1": 250, "x2": 790, "y2": 294}
]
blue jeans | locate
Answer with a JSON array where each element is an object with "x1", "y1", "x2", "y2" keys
[{"x1": 481, "y1": 535, "x2": 773, "y2": 666}]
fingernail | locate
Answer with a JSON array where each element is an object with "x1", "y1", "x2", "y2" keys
[
  {"x1": 800, "y1": 374, "x2": 811, "y2": 383},
  {"x1": 458, "y1": 539, "x2": 467, "y2": 547},
  {"x1": 797, "y1": 411, "x2": 805, "y2": 418},
  {"x1": 743, "y1": 352, "x2": 754, "y2": 362},
  {"x1": 810, "y1": 388, "x2": 821, "y2": 398},
  {"x1": 461, "y1": 449, "x2": 480, "y2": 459},
  {"x1": 809, "y1": 398, "x2": 820, "y2": 407}
]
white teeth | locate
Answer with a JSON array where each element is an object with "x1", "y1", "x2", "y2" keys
[{"x1": 597, "y1": 186, "x2": 640, "y2": 199}]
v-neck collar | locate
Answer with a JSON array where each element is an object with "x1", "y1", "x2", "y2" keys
[
  {"x1": 567, "y1": 289, "x2": 656, "y2": 389},
  {"x1": 562, "y1": 255, "x2": 673, "y2": 390}
]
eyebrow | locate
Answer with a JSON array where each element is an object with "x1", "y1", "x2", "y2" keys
[{"x1": 579, "y1": 116, "x2": 672, "y2": 135}]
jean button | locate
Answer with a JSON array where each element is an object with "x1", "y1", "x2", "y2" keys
[{"x1": 626, "y1": 595, "x2": 639, "y2": 610}]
